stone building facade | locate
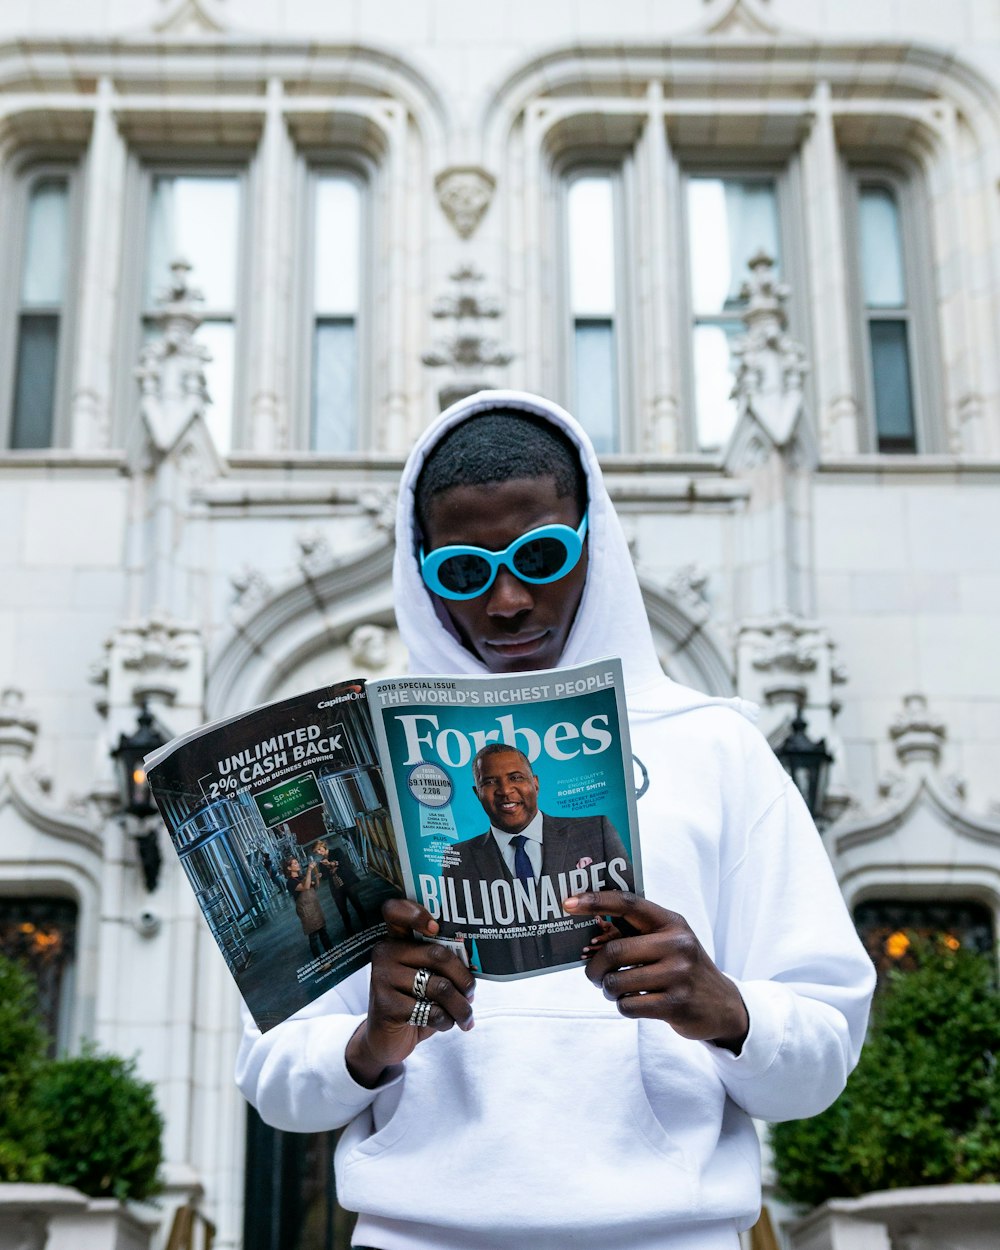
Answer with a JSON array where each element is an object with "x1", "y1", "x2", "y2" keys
[{"x1": 1, "y1": 1, "x2": 999, "y2": 1246}]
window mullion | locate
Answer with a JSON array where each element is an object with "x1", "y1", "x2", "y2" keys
[
  {"x1": 245, "y1": 81, "x2": 293, "y2": 452},
  {"x1": 801, "y1": 86, "x2": 862, "y2": 454},
  {"x1": 69, "y1": 79, "x2": 126, "y2": 451}
]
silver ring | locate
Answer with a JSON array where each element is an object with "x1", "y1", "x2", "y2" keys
[
  {"x1": 407, "y1": 999, "x2": 432, "y2": 1028},
  {"x1": 412, "y1": 967, "x2": 431, "y2": 1000}
]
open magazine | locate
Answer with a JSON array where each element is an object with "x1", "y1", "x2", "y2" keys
[{"x1": 145, "y1": 657, "x2": 641, "y2": 1031}]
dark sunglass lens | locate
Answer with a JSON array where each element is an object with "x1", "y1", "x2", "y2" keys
[
  {"x1": 512, "y1": 536, "x2": 569, "y2": 580},
  {"x1": 438, "y1": 553, "x2": 493, "y2": 594}
]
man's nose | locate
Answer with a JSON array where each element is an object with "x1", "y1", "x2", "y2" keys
[{"x1": 485, "y1": 567, "x2": 534, "y2": 618}]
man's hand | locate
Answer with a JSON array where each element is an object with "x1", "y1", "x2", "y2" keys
[
  {"x1": 564, "y1": 892, "x2": 749, "y2": 1054},
  {"x1": 346, "y1": 898, "x2": 476, "y2": 1087}
]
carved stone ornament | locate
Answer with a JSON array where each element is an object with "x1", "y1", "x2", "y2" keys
[
  {"x1": 747, "y1": 613, "x2": 822, "y2": 674},
  {"x1": 889, "y1": 693, "x2": 946, "y2": 769},
  {"x1": 700, "y1": 0, "x2": 778, "y2": 38},
  {"x1": 230, "y1": 565, "x2": 273, "y2": 612},
  {"x1": 135, "y1": 258, "x2": 213, "y2": 456},
  {"x1": 731, "y1": 251, "x2": 808, "y2": 449},
  {"x1": 434, "y1": 168, "x2": 496, "y2": 239},
  {"x1": 667, "y1": 564, "x2": 709, "y2": 611},
  {"x1": 297, "y1": 527, "x2": 334, "y2": 578},
  {"x1": 0, "y1": 687, "x2": 39, "y2": 763},
  {"x1": 102, "y1": 613, "x2": 198, "y2": 680},
  {"x1": 348, "y1": 624, "x2": 390, "y2": 672},
  {"x1": 359, "y1": 488, "x2": 399, "y2": 534},
  {"x1": 154, "y1": 0, "x2": 228, "y2": 35},
  {"x1": 423, "y1": 266, "x2": 512, "y2": 407}
]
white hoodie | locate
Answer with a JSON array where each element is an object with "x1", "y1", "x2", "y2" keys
[{"x1": 237, "y1": 391, "x2": 875, "y2": 1250}]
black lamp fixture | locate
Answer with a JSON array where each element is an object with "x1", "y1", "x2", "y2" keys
[
  {"x1": 111, "y1": 702, "x2": 167, "y2": 891},
  {"x1": 775, "y1": 704, "x2": 833, "y2": 822}
]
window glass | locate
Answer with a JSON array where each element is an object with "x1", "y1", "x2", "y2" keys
[
  {"x1": 573, "y1": 321, "x2": 617, "y2": 455},
  {"x1": 312, "y1": 321, "x2": 358, "y2": 452},
  {"x1": 568, "y1": 177, "x2": 616, "y2": 316},
  {"x1": 869, "y1": 320, "x2": 915, "y2": 448},
  {"x1": 146, "y1": 175, "x2": 240, "y2": 309},
  {"x1": 854, "y1": 899, "x2": 995, "y2": 983},
  {"x1": 567, "y1": 175, "x2": 619, "y2": 453},
  {"x1": 22, "y1": 180, "x2": 70, "y2": 306},
  {"x1": 311, "y1": 175, "x2": 361, "y2": 451},
  {"x1": 686, "y1": 176, "x2": 779, "y2": 452},
  {"x1": 0, "y1": 898, "x2": 78, "y2": 1055},
  {"x1": 143, "y1": 174, "x2": 241, "y2": 452},
  {"x1": 857, "y1": 183, "x2": 917, "y2": 453},
  {"x1": 859, "y1": 186, "x2": 906, "y2": 308},
  {"x1": 10, "y1": 178, "x2": 70, "y2": 449}
]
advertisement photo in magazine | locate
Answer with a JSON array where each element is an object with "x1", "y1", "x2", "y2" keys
[
  {"x1": 146, "y1": 682, "x2": 404, "y2": 1031},
  {"x1": 368, "y1": 657, "x2": 643, "y2": 978}
]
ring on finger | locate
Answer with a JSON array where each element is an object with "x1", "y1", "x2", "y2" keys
[
  {"x1": 407, "y1": 999, "x2": 432, "y2": 1028},
  {"x1": 412, "y1": 967, "x2": 432, "y2": 1000}
]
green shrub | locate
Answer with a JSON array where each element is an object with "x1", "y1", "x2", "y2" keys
[
  {"x1": 0, "y1": 952, "x2": 164, "y2": 1202},
  {"x1": 771, "y1": 940, "x2": 1000, "y2": 1209},
  {"x1": 0, "y1": 954, "x2": 49, "y2": 1182},
  {"x1": 36, "y1": 1044, "x2": 164, "y2": 1202}
]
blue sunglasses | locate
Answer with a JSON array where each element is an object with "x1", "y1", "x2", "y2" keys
[{"x1": 420, "y1": 512, "x2": 589, "y2": 601}]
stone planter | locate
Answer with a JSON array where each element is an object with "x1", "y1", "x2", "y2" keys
[
  {"x1": 0, "y1": 1184, "x2": 157, "y2": 1250},
  {"x1": 786, "y1": 1184, "x2": 1000, "y2": 1250},
  {"x1": 0, "y1": 1185, "x2": 87, "y2": 1250}
]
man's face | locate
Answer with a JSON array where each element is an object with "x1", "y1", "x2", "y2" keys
[
  {"x1": 473, "y1": 749, "x2": 540, "y2": 834},
  {"x1": 421, "y1": 475, "x2": 588, "y2": 673}
]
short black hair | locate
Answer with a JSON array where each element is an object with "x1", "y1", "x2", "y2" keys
[
  {"x1": 416, "y1": 409, "x2": 587, "y2": 535},
  {"x1": 471, "y1": 742, "x2": 535, "y2": 786}
]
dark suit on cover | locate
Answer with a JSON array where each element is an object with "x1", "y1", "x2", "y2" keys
[{"x1": 441, "y1": 813, "x2": 634, "y2": 975}]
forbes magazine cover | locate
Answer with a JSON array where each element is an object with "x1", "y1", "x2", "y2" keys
[{"x1": 368, "y1": 658, "x2": 642, "y2": 978}]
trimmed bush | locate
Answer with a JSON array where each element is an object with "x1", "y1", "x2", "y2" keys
[
  {"x1": 0, "y1": 954, "x2": 49, "y2": 1182},
  {"x1": 35, "y1": 1044, "x2": 164, "y2": 1202},
  {"x1": 771, "y1": 940, "x2": 1000, "y2": 1209},
  {"x1": 0, "y1": 952, "x2": 164, "y2": 1203}
]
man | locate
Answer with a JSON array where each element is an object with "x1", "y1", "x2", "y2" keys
[
  {"x1": 238, "y1": 391, "x2": 875, "y2": 1250},
  {"x1": 314, "y1": 839, "x2": 368, "y2": 937},
  {"x1": 440, "y1": 742, "x2": 634, "y2": 973}
]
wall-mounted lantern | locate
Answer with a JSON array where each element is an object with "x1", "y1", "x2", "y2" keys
[
  {"x1": 110, "y1": 703, "x2": 167, "y2": 891},
  {"x1": 775, "y1": 706, "x2": 833, "y2": 822}
]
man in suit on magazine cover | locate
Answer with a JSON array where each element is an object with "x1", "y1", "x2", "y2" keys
[{"x1": 441, "y1": 742, "x2": 635, "y2": 973}]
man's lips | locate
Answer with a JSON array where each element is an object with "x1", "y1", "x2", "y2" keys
[{"x1": 484, "y1": 630, "x2": 550, "y2": 656}]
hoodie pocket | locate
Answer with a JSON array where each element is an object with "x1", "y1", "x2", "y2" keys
[{"x1": 339, "y1": 1008, "x2": 702, "y2": 1226}]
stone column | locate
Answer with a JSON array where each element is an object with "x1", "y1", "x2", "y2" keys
[
  {"x1": 70, "y1": 76, "x2": 128, "y2": 451},
  {"x1": 247, "y1": 78, "x2": 292, "y2": 451},
  {"x1": 639, "y1": 88, "x2": 681, "y2": 453},
  {"x1": 800, "y1": 83, "x2": 861, "y2": 456}
]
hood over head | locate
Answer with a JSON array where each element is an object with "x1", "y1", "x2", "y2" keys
[{"x1": 394, "y1": 390, "x2": 742, "y2": 717}]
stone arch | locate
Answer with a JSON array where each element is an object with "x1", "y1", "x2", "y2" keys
[
  {"x1": 0, "y1": 706, "x2": 103, "y2": 1044},
  {"x1": 639, "y1": 579, "x2": 735, "y2": 698},
  {"x1": 207, "y1": 537, "x2": 402, "y2": 718}
]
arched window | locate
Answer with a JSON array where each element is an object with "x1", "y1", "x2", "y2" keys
[
  {"x1": 0, "y1": 897, "x2": 78, "y2": 1054},
  {"x1": 854, "y1": 898, "x2": 996, "y2": 981}
]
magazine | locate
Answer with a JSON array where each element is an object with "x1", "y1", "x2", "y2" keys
[{"x1": 145, "y1": 658, "x2": 641, "y2": 1031}]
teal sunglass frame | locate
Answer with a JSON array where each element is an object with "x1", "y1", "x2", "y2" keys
[{"x1": 420, "y1": 512, "x2": 589, "y2": 601}]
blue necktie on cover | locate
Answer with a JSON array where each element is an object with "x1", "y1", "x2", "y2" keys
[{"x1": 510, "y1": 834, "x2": 534, "y2": 881}]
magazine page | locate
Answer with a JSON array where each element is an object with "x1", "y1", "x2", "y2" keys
[
  {"x1": 146, "y1": 681, "x2": 404, "y2": 1031},
  {"x1": 368, "y1": 657, "x2": 642, "y2": 979}
]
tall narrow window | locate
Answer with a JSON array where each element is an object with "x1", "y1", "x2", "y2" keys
[
  {"x1": 10, "y1": 178, "x2": 71, "y2": 449},
  {"x1": 687, "y1": 176, "x2": 780, "y2": 452},
  {"x1": 311, "y1": 175, "x2": 361, "y2": 452},
  {"x1": 858, "y1": 184, "x2": 917, "y2": 453},
  {"x1": 143, "y1": 173, "x2": 241, "y2": 452},
  {"x1": 567, "y1": 174, "x2": 619, "y2": 454}
]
